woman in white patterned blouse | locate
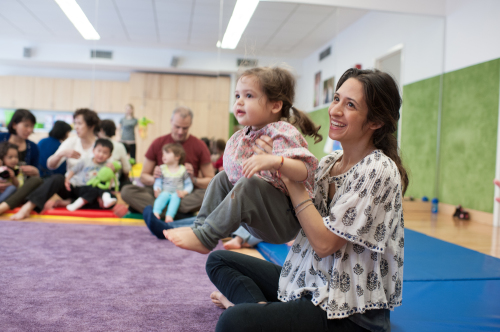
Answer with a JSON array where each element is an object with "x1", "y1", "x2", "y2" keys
[{"x1": 206, "y1": 68, "x2": 409, "y2": 332}]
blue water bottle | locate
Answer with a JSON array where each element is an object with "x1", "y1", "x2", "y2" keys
[{"x1": 431, "y1": 198, "x2": 439, "y2": 214}]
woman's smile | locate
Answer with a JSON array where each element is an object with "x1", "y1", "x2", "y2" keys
[{"x1": 330, "y1": 119, "x2": 346, "y2": 130}]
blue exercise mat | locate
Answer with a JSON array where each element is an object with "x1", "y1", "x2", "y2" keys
[
  {"x1": 257, "y1": 229, "x2": 500, "y2": 281},
  {"x1": 404, "y1": 229, "x2": 500, "y2": 281},
  {"x1": 256, "y1": 242, "x2": 290, "y2": 266},
  {"x1": 391, "y1": 279, "x2": 500, "y2": 332}
]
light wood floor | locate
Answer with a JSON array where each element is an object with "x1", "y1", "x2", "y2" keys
[{"x1": 1, "y1": 209, "x2": 500, "y2": 259}]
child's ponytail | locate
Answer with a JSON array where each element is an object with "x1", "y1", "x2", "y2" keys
[{"x1": 288, "y1": 107, "x2": 322, "y2": 144}]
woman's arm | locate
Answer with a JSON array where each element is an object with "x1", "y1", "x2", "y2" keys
[{"x1": 284, "y1": 178, "x2": 347, "y2": 258}]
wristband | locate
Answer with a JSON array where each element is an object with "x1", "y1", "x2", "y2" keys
[
  {"x1": 294, "y1": 198, "x2": 312, "y2": 210},
  {"x1": 295, "y1": 203, "x2": 314, "y2": 216}
]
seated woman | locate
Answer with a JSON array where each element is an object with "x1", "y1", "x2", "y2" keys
[
  {"x1": 0, "y1": 109, "x2": 42, "y2": 216},
  {"x1": 206, "y1": 68, "x2": 408, "y2": 332},
  {"x1": 37, "y1": 120, "x2": 72, "y2": 178},
  {"x1": 10, "y1": 108, "x2": 100, "y2": 220}
]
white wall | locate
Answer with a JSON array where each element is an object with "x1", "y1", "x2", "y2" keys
[
  {"x1": 295, "y1": 11, "x2": 446, "y2": 112},
  {"x1": 445, "y1": 0, "x2": 500, "y2": 73}
]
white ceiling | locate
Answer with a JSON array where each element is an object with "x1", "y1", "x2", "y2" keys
[{"x1": 0, "y1": 0, "x2": 370, "y2": 58}]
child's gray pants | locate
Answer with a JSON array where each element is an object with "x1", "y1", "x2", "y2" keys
[{"x1": 192, "y1": 171, "x2": 300, "y2": 250}]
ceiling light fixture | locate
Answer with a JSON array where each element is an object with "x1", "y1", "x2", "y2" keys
[
  {"x1": 54, "y1": 0, "x2": 100, "y2": 40},
  {"x1": 220, "y1": 0, "x2": 259, "y2": 49}
]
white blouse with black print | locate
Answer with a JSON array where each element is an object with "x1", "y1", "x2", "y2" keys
[{"x1": 278, "y1": 150, "x2": 404, "y2": 319}]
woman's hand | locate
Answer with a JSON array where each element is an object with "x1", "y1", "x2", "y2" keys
[
  {"x1": 63, "y1": 150, "x2": 81, "y2": 159},
  {"x1": 20, "y1": 165, "x2": 39, "y2": 177}
]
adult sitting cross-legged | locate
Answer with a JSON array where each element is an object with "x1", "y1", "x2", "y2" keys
[{"x1": 120, "y1": 106, "x2": 214, "y2": 218}]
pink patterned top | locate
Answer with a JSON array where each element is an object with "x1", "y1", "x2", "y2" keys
[{"x1": 223, "y1": 121, "x2": 318, "y2": 198}]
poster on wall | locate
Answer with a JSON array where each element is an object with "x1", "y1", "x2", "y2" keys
[
  {"x1": 313, "y1": 71, "x2": 321, "y2": 107},
  {"x1": 323, "y1": 76, "x2": 335, "y2": 105}
]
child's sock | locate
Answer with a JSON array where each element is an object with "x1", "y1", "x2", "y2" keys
[
  {"x1": 67, "y1": 198, "x2": 86, "y2": 211},
  {"x1": 102, "y1": 192, "x2": 117, "y2": 208}
]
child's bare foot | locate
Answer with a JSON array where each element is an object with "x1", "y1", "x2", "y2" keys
[
  {"x1": 165, "y1": 215, "x2": 174, "y2": 223},
  {"x1": 223, "y1": 236, "x2": 252, "y2": 250},
  {"x1": 210, "y1": 291, "x2": 234, "y2": 309},
  {"x1": 154, "y1": 212, "x2": 160, "y2": 219},
  {"x1": 44, "y1": 199, "x2": 71, "y2": 211},
  {"x1": 164, "y1": 227, "x2": 211, "y2": 254},
  {"x1": 10, "y1": 202, "x2": 36, "y2": 220}
]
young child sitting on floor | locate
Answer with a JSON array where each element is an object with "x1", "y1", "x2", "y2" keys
[
  {"x1": 0, "y1": 142, "x2": 20, "y2": 203},
  {"x1": 164, "y1": 66, "x2": 322, "y2": 254},
  {"x1": 65, "y1": 138, "x2": 118, "y2": 211},
  {"x1": 153, "y1": 143, "x2": 193, "y2": 222}
]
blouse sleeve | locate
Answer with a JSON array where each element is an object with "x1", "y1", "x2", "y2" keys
[{"x1": 324, "y1": 156, "x2": 402, "y2": 253}]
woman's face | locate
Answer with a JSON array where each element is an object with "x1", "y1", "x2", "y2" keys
[
  {"x1": 328, "y1": 78, "x2": 378, "y2": 144},
  {"x1": 73, "y1": 115, "x2": 91, "y2": 138},
  {"x1": 125, "y1": 105, "x2": 133, "y2": 116},
  {"x1": 12, "y1": 120, "x2": 34, "y2": 140}
]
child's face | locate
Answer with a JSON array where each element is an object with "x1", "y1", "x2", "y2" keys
[
  {"x1": 233, "y1": 76, "x2": 277, "y2": 131},
  {"x1": 3, "y1": 148, "x2": 19, "y2": 168},
  {"x1": 162, "y1": 150, "x2": 179, "y2": 165},
  {"x1": 93, "y1": 145, "x2": 111, "y2": 164}
]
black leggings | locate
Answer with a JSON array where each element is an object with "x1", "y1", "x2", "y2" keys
[
  {"x1": 206, "y1": 250, "x2": 369, "y2": 332},
  {"x1": 122, "y1": 143, "x2": 136, "y2": 160},
  {"x1": 26, "y1": 174, "x2": 113, "y2": 212}
]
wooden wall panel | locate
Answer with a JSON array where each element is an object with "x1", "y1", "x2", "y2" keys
[
  {"x1": 145, "y1": 74, "x2": 161, "y2": 99},
  {"x1": 94, "y1": 81, "x2": 113, "y2": 113},
  {"x1": 160, "y1": 75, "x2": 178, "y2": 100},
  {"x1": 53, "y1": 79, "x2": 73, "y2": 111},
  {"x1": 194, "y1": 76, "x2": 215, "y2": 101},
  {"x1": 71, "y1": 80, "x2": 93, "y2": 110},
  {"x1": 33, "y1": 77, "x2": 54, "y2": 110},
  {"x1": 0, "y1": 76, "x2": 15, "y2": 108},
  {"x1": 14, "y1": 76, "x2": 35, "y2": 109},
  {"x1": 215, "y1": 76, "x2": 231, "y2": 102},
  {"x1": 129, "y1": 73, "x2": 146, "y2": 99},
  {"x1": 110, "y1": 81, "x2": 129, "y2": 113},
  {"x1": 177, "y1": 76, "x2": 195, "y2": 100}
]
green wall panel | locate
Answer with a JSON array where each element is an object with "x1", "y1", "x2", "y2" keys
[
  {"x1": 304, "y1": 107, "x2": 330, "y2": 160},
  {"x1": 400, "y1": 76, "x2": 441, "y2": 199},
  {"x1": 438, "y1": 59, "x2": 500, "y2": 213}
]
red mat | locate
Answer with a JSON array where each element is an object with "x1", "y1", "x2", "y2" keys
[{"x1": 7, "y1": 207, "x2": 119, "y2": 218}]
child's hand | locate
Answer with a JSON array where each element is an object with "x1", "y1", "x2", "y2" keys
[
  {"x1": 64, "y1": 178, "x2": 71, "y2": 191},
  {"x1": 106, "y1": 163, "x2": 115, "y2": 172},
  {"x1": 154, "y1": 188, "x2": 161, "y2": 198},
  {"x1": 177, "y1": 190, "x2": 188, "y2": 198},
  {"x1": 242, "y1": 154, "x2": 280, "y2": 178}
]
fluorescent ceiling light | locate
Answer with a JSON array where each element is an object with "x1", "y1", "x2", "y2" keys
[
  {"x1": 54, "y1": 0, "x2": 100, "y2": 40},
  {"x1": 221, "y1": 0, "x2": 259, "y2": 49}
]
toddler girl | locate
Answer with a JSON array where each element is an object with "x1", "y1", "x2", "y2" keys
[
  {"x1": 153, "y1": 143, "x2": 193, "y2": 222},
  {"x1": 165, "y1": 66, "x2": 322, "y2": 254},
  {"x1": 0, "y1": 142, "x2": 20, "y2": 203}
]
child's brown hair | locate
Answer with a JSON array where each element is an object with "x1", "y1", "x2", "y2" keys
[
  {"x1": 0, "y1": 142, "x2": 19, "y2": 163},
  {"x1": 239, "y1": 67, "x2": 323, "y2": 143},
  {"x1": 162, "y1": 143, "x2": 186, "y2": 165}
]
